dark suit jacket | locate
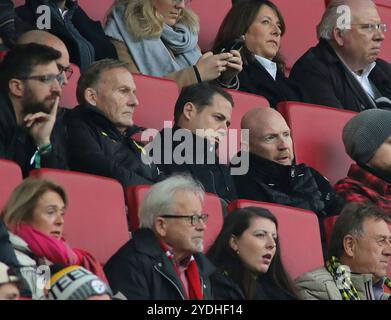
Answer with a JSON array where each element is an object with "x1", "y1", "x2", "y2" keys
[
  {"x1": 239, "y1": 57, "x2": 307, "y2": 108},
  {"x1": 290, "y1": 39, "x2": 391, "y2": 112}
]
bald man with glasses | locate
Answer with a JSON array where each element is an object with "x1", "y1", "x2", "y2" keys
[{"x1": 0, "y1": 43, "x2": 68, "y2": 176}]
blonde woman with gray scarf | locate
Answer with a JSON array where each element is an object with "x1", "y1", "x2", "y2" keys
[{"x1": 105, "y1": 0, "x2": 242, "y2": 89}]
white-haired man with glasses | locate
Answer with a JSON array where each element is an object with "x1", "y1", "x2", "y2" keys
[
  {"x1": 0, "y1": 43, "x2": 68, "y2": 176},
  {"x1": 290, "y1": 0, "x2": 391, "y2": 112},
  {"x1": 104, "y1": 174, "x2": 215, "y2": 300}
]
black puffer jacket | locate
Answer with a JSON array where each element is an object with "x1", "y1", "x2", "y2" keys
[
  {"x1": 0, "y1": 91, "x2": 68, "y2": 177},
  {"x1": 15, "y1": 0, "x2": 117, "y2": 70},
  {"x1": 233, "y1": 152, "x2": 346, "y2": 259},
  {"x1": 104, "y1": 228, "x2": 215, "y2": 300},
  {"x1": 233, "y1": 152, "x2": 345, "y2": 217},
  {"x1": 66, "y1": 105, "x2": 162, "y2": 187},
  {"x1": 149, "y1": 126, "x2": 237, "y2": 203}
]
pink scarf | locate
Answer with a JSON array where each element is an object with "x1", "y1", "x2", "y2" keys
[{"x1": 16, "y1": 224, "x2": 107, "y2": 282}]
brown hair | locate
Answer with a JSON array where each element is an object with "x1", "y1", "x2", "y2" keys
[
  {"x1": 329, "y1": 202, "x2": 391, "y2": 258},
  {"x1": 213, "y1": 0, "x2": 286, "y2": 73},
  {"x1": 1, "y1": 178, "x2": 68, "y2": 231}
]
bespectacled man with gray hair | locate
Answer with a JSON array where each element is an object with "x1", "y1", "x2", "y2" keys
[{"x1": 290, "y1": 0, "x2": 391, "y2": 112}]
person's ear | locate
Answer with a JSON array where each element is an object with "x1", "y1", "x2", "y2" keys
[
  {"x1": 333, "y1": 27, "x2": 345, "y2": 47},
  {"x1": 183, "y1": 102, "x2": 197, "y2": 121},
  {"x1": 8, "y1": 79, "x2": 24, "y2": 98},
  {"x1": 84, "y1": 88, "x2": 98, "y2": 106},
  {"x1": 154, "y1": 217, "x2": 168, "y2": 238},
  {"x1": 229, "y1": 235, "x2": 239, "y2": 252},
  {"x1": 343, "y1": 234, "x2": 356, "y2": 257}
]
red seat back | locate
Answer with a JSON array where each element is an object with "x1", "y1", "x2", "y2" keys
[
  {"x1": 228, "y1": 199, "x2": 324, "y2": 279},
  {"x1": 189, "y1": 0, "x2": 232, "y2": 52},
  {"x1": 126, "y1": 185, "x2": 224, "y2": 252},
  {"x1": 29, "y1": 169, "x2": 129, "y2": 264},
  {"x1": 78, "y1": 0, "x2": 114, "y2": 23},
  {"x1": 222, "y1": 89, "x2": 269, "y2": 163},
  {"x1": 0, "y1": 160, "x2": 23, "y2": 212},
  {"x1": 12, "y1": 0, "x2": 25, "y2": 6},
  {"x1": 132, "y1": 74, "x2": 179, "y2": 142},
  {"x1": 323, "y1": 215, "x2": 339, "y2": 248},
  {"x1": 377, "y1": 4, "x2": 391, "y2": 63},
  {"x1": 277, "y1": 101, "x2": 357, "y2": 185},
  {"x1": 60, "y1": 63, "x2": 80, "y2": 109},
  {"x1": 273, "y1": 0, "x2": 326, "y2": 72}
]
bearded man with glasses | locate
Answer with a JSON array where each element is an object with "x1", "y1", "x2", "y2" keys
[
  {"x1": 290, "y1": 0, "x2": 391, "y2": 112},
  {"x1": 104, "y1": 175, "x2": 215, "y2": 300},
  {"x1": 0, "y1": 43, "x2": 68, "y2": 176}
]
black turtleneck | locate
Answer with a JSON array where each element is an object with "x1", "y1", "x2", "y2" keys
[{"x1": 232, "y1": 152, "x2": 345, "y2": 217}]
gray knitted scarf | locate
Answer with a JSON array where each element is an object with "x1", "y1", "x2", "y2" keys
[{"x1": 105, "y1": 3, "x2": 201, "y2": 77}]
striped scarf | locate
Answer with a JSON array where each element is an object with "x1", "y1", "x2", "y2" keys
[{"x1": 327, "y1": 256, "x2": 391, "y2": 300}]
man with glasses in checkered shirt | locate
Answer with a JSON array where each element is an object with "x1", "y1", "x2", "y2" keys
[{"x1": 290, "y1": 0, "x2": 391, "y2": 112}]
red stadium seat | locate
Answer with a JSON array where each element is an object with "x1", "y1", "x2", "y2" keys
[
  {"x1": 323, "y1": 215, "x2": 338, "y2": 247},
  {"x1": 60, "y1": 63, "x2": 79, "y2": 109},
  {"x1": 29, "y1": 169, "x2": 129, "y2": 264},
  {"x1": 126, "y1": 185, "x2": 224, "y2": 252},
  {"x1": 277, "y1": 101, "x2": 357, "y2": 185},
  {"x1": 225, "y1": 89, "x2": 270, "y2": 162},
  {"x1": 273, "y1": 0, "x2": 326, "y2": 72},
  {"x1": 377, "y1": 4, "x2": 391, "y2": 63},
  {"x1": 228, "y1": 199, "x2": 324, "y2": 279},
  {"x1": 189, "y1": 0, "x2": 232, "y2": 52},
  {"x1": 0, "y1": 160, "x2": 23, "y2": 211},
  {"x1": 12, "y1": 0, "x2": 24, "y2": 6},
  {"x1": 77, "y1": 0, "x2": 114, "y2": 23},
  {"x1": 132, "y1": 73, "x2": 179, "y2": 142}
]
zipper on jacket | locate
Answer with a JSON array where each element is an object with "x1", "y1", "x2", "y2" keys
[
  {"x1": 153, "y1": 265, "x2": 185, "y2": 300},
  {"x1": 291, "y1": 166, "x2": 295, "y2": 178}
]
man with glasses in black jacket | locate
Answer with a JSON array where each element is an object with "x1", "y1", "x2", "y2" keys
[{"x1": 0, "y1": 43, "x2": 68, "y2": 176}]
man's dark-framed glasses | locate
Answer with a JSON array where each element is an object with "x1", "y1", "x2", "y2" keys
[
  {"x1": 57, "y1": 63, "x2": 73, "y2": 80},
  {"x1": 160, "y1": 214, "x2": 209, "y2": 226},
  {"x1": 17, "y1": 72, "x2": 65, "y2": 86}
]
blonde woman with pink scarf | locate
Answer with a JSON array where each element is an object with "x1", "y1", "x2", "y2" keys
[{"x1": 1, "y1": 178, "x2": 107, "y2": 299}]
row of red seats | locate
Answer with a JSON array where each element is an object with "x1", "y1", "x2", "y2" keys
[
  {"x1": 1, "y1": 159, "x2": 390, "y2": 278},
  {"x1": 0, "y1": 159, "x2": 321, "y2": 279}
]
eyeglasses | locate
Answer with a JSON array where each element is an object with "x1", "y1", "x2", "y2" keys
[
  {"x1": 160, "y1": 213, "x2": 209, "y2": 226},
  {"x1": 351, "y1": 23, "x2": 387, "y2": 33},
  {"x1": 57, "y1": 63, "x2": 74, "y2": 80},
  {"x1": 17, "y1": 72, "x2": 65, "y2": 86},
  {"x1": 172, "y1": 0, "x2": 192, "y2": 5}
]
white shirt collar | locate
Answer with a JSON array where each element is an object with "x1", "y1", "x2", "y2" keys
[
  {"x1": 254, "y1": 54, "x2": 277, "y2": 80},
  {"x1": 334, "y1": 49, "x2": 377, "y2": 98}
]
